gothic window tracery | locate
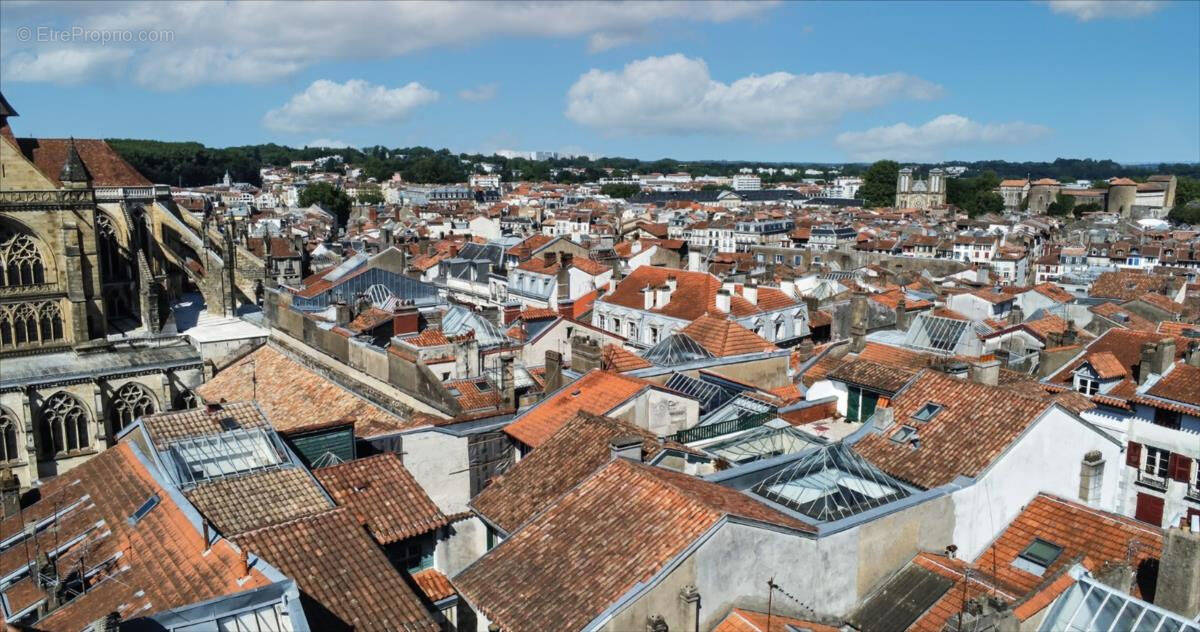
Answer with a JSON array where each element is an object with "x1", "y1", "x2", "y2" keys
[
  {"x1": 0, "y1": 230, "x2": 46, "y2": 287},
  {"x1": 96, "y1": 212, "x2": 130, "y2": 282},
  {"x1": 0, "y1": 301, "x2": 65, "y2": 349},
  {"x1": 41, "y1": 392, "x2": 90, "y2": 456},
  {"x1": 109, "y1": 383, "x2": 155, "y2": 432},
  {"x1": 0, "y1": 408, "x2": 20, "y2": 463}
]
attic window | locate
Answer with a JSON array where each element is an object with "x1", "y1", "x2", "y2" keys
[
  {"x1": 890, "y1": 425, "x2": 918, "y2": 444},
  {"x1": 128, "y1": 494, "x2": 160, "y2": 526},
  {"x1": 447, "y1": 386, "x2": 461, "y2": 397},
  {"x1": 1014, "y1": 538, "x2": 1063, "y2": 576},
  {"x1": 475, "y1": 380, "x2": 492, "y2": 392},
  {"x1": 912, "y1": 403, "x2": 943, "y2": 423}
]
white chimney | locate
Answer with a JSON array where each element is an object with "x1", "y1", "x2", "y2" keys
[
  {"x1": 688, "y1": 251, "x2": 702, "y2": 272},
  {"x1": 716, "y1": 288, "x2": 731, "y2": 313},
  {"x1": 743, "y1": 281, "x2": 758, "y2": 306},
  {"x1": 631, "y1": 240, "x2": 643, "y2": 254},
  {"x1": 780, "y1": 280, "x2": 797, "y2": 299},
  {"x1": 643, "y1": 285, "x2": 654, "y2": 310}
]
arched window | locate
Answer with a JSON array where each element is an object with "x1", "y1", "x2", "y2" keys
[
  {"x1": 39, "y1": 302, "x2": 63, "y2": 342},
  {"x1": 0, "y1": 230, "x2": 46, "y2": 287},
  {"x1": 174, "y1": 389, "x2": 198, "y2": 410},
  {"x1": 96, "y1": 213, "x2": 129, "y2": 282},
  {"x1": 109, "y1": 383, "x2": 155, "y2": 432},
  {"x1": 41, "y1": 392, "x2": 90, "y2": 456},
  {"x1": 11, "y1": 303, "x2": 36, "y2": 346},
  {"x1": 0, "y1": 408, "x2": 20, "y2": 463},
  {"x1": 0, "y1": 302, "x2": 64, "y2": 349}
]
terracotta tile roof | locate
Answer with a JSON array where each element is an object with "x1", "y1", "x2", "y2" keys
[
  {"x1": 572, "y1": 256, "x2": 610, "y2": 276},
  {"x1": 140, "y1": 401, "x2": 272, "y2": 445},
  {"x1": 855, "y1": 341, "x2": 932, "y2": 370},
  {"x1": 456, "y1": 458, "x2": 812, "y2": 631},
  {"x1": 1089, "y1": 301, "x2": 1157, "y2": 331},
  {"x1": 826, "y1": 358, "x2": 919, "y2": 393},
  {"x1": 1144, "y1": 361, "x2": 1200, "y2": 407},
  {"x1": 713, "y1": 608, "x2": 841, "y2": 632},
  {"x1": 185, "y1": 467, "x2": 333, "y2": 536},
  {"x1": 400, "y1": 328, "x2": 452, "y2": 347},
  {"x1": 1031, "y1": 282, "x2": 1074, "y2": 303},
  {"x1": 1157, "y1": 321, "x2": 1200, "y2": 336},
  {"x1": 1000, "y1": 179, "x2": 1029, "y2": 187},
  {"x1": 1132, "y1": 291, "x2": 1184, "y2": 315},
  {"x1": 443, "y1": 377, "x2": 503, "y2": 412},
  {"x1": 1031, "y1": 178, "x2": 1060, "y2": 186},
  {"x1": 678, "y1": 313, "x2": 778, "y2": 357},
  {"x1": 410, "y1": 568, "x2": 456, "y2": 603},
  {"x1": 504, "y1": 370, "x2": 648, "y2": 448},
  {"x1": 473, "y1": 412, "x2": 700, "y2": 533},
  {"x1": 976, "y1": 493, "x2": 1162, "y2": 598},
  {"x1": 600, "y1": 267, "x2": 796, "y2": 321},
  {"x1": 1021, "y1": 315, "x2": 1072, "y2": 342},
  {"x1": 932, "y1": 307, "x2": 971, "y2": 321},
  {"x1": 601, "y1": 343, "x2": 653, "y2": 372},
  {"x1": 870, "y1": 288, "x2": 932, "y2": 311},
  {"x1": 0, "y1": 443, "x2": 272, "y2": 630},
  {"x1": 1084, "y1": 351, "x2": 1127, "y2": 379},
  {"x1": 346, "y1": 307, "x2": 394, "y2": 333},
  {"x1": 809, "y1": 309, "x2": 833, "y2": 328},
  {"x1": 246, "y1": 236, "x2": 299, "y2": 259},
  {"x1": 1047, "y1": 328, "x2": 1187, "y2": 387},
  {"x1": 519, "y1": 306, "x2": 559, "y2": 321},
  {"x1": 1109, "y1": 177, "x2": 1138, "y2": 186},
  {"x1": 855, "y1": 371, "x2": 1067, "y2": 489},
  {"x1": 197, "y1": 345, "x2": 422, "y2": 436},
  {"x1": 516, "y1": 255, "x2": 560, "y2": 274},
  {"x1": 1090, "y1": 270, "x2": 1176, "y2": 301},
  {"x1": 235, "y1": 507, "x2": 438, "y2": 631},
  {"x1": 16, "y1": 137, "x2": 152, "y2": 187},
  {"x1": 315, "y1": 454, "x2": 448, "y2": 544}
]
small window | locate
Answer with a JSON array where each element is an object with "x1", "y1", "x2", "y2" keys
[
  {"x1": 447, "y1": 386, "x2": 461, "y2": 397},
  {"x1": 475, "y1": 381, "x2": 492, "y2": 392},
  {"x1": 890, "y1": 426, "x2": 918, "y2": 444},
  {"x1": 1014, "y1": 538, "x2": 1063, "y2": 575},
  {"x1": 912, "y1": 403, "x2": 942, "y2": 423},
  {"x1": 128, "y1": 494, "x2": 160, "y2": 526}
]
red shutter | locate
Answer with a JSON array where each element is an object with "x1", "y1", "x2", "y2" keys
[
  {"x1": 1126, "y1": 441, "x2": 1142, "y2": 467},
  {"x1": 1168, "y1": 453, "x2": 1192, "y2": 483},
  {"x1": 1135, "y1": 493, "x2": 1164, "y2": 526}
]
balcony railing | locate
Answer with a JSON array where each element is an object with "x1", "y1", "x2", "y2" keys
[
  {"x1": 668, "y1": 412, "x2": 774, "y2": 444},
  {"x1": 1187, "y1": 484, "x2": 1200, "y2": 503},
  {"x1": 94, "y1": 184, "x2": 171, "y2": 201}
]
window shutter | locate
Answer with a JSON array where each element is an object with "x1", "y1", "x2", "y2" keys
[
  {"x1": 1126, "y1": 442, "x2": 1141, "y2": 467},
  {"x1": 1168, "y1": 453, "x2": 1192, "y2": 483}
]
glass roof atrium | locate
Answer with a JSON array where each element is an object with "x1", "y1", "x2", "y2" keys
[
  {"x1": 704, "y1": 422, "x2": 819, "y2": 465},
  {"x1": 902, "y1": 313, "x2": 989, "y2": 356},
  {"x1": 164, "y1": 427, "x2": 289, "y2": 488},
  {"x1": 750, "y1": 442, "x2": 912, "y2": 522},
  {"x1": 1037, "y1": 567, "x2": 1199, "y2": 632},
  {"x1": 642, "y1": 333, "x2": 713, "y2": 366}
]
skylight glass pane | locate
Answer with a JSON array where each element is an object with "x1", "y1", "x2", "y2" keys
[
  {"x1": 170, "y1": 429, "x2": 283, "y2": 484},
  {"x1": 913, "y1": 403, "x2": 941, "y2": 422},
  {"x1": 1021, "y1": 539, "x2": 1063, "y2": 567}
]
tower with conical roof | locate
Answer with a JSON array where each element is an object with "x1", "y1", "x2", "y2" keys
[{"x1": 59, "y1": 137, "x2": 92, "y2": 188}]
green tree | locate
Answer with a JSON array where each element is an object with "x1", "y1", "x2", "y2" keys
[
  {"x1": 600, "y1": 183, "x2": 640, "y2": 199},
  {"x1": 973, "y1": 192, "x2": 1005, "y2": 217},
  {"x1": 299, "y1": 182, "x2": 352, "y2": 229},
  {"x1": 700, "y1": 184, "x2": 732, "y2": 191},
  {"x1": 1046, "y1": 191, "x2": 1076, "y2": 217},
  {"x1": 858, "y1": 160, "x2": 900, "y2": 207}
]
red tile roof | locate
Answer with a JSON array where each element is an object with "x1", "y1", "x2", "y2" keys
[
  {"x1": 678, "y1": 313, "x2": 778, "y2": 357},
  {"x1": 235, "y1": 507, "x2": 438, "y2": 631},
  {"x1": 315, "y1": 454, "x2": 449, "y2": 544},
  {"x1": 185, "y1": 467, "x2": 333, "y2": 536},
  {"x1": 855, "y1": 371, "x2": 1072, "y2": 489},
  {"x1": 600, "y1": 343, "x2": 653, "y2": 372},
  {"x1": 0, "y1": 444, "x2": 272, "y2": 630},
  {"x1": 1084, "y1": 351, "x2": 1127, "y2": 379},
  {"x1": 473, "y1": 412, "x2": 701, "y2": 533},
  {"x1": 504, "y1": 370, "x2": 648, "y2": 448},
  {"x1": 1047, "y1": 328, "x2": 1187, "y2": 388},
  {"x1": 713, "y1": 608, "x2": 841, "y2": 632},
  {"x1": 455, "y1": 458, "x2": 812, "y2": 631},
  {"x1": 600, "y1": 267, "x2": 796, "y2": 320},
  {"x1": 410, "y1": 568, "x2": 456, "y2": 603},
  {"x1": 16, "y1": 137, "x2": 151, "y2": 187},
  {"x1": 1144, "y1": 361, "x2": 1200, "y2": 407}
]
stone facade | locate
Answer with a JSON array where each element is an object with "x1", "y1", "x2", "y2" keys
[{"x1": 894, "y1": 167, "x2": 946, "y2": 210}]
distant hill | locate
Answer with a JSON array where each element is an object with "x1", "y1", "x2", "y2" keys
[{"x1": 103, "y1": 138, "x2": 1200, "y2": 188}]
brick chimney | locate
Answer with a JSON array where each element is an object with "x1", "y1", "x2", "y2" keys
[
  {"x1": 392, "y1": 303, "x2": 420, "y2": 336},
  {"x1": 503, "y1": 303, "x2": 521, "y2": 325}
]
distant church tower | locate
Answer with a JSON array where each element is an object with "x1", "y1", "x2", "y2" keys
[
  {"x1": 895, "y1": 167, "x2": 946, "y2": 210},
  {"x1": 222, "y1": 170, "x2": 232, "y2": 188}
]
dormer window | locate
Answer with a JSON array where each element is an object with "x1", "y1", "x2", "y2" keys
[{"x1": 1074, "y1": 373, "x2": 1099, "y2": 396}]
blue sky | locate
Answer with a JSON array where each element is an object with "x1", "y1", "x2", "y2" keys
[{"x1": 1, "y1": 1, "x2": 1197, "y2": 163}]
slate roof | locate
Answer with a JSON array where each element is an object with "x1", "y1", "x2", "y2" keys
[
  {"x1": 197, "y1": 345, "x2": 422, "y2": 436},
  {"x1": 472, "y1": 412, "x2": 699, "y2": 534},
  {"x1": 184, "y1": 467, "x2": 333, "y2": 536},
  {"x1": 455, "y1": 458, "x2": 812, "y2": 632},
  {"x1": 854, "y1": 371, "x2": 1071, "y2": 489},
  {"x1": 0, "y1": 443, "x2": 272, "y2": 630},
  {"x1": 234, "y1": 507, "x2": 438, "y2": 631},
  {"x1": 678, "y1": 313, "x2": 778, "y2": 357},
  {"x1": 315, "y1": 453, "x2": 449, "y2": 544},
  {"x1": 503, "y1": 369, "x2": 648, "y2": 448},
  {"x1": 15, "y1": 137, "x2": 152, "y2": 187}
]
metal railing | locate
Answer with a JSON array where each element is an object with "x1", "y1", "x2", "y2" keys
[{"x1": 668, "y1": 411, "x2": 774, "y2": 444}]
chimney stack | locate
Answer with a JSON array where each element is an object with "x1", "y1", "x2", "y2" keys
[
  {"x1": 1138, "y1": 342, "x2": 1157, "y2": 385},
  {"x1": 392, "y1": 303, "x2": 420, "y2": 336},
  {"x1": 795, "y1": 339, "x2": 815, "y2": 363},
  {"x1": 333, "y1": 301, "x2": 352, "y2": 324},
  {"x1": 424, "y1": 309, "x2": 443, "y2": 331},
  {"x1": 895, "y1": 297, "x2": 909, "y2": 331},
  {"x1": 969, "y1": 355, "x2": 1001, "y2": 387},
  {"x1": 642, "y1": 285, "x2": 654, "y2": 310},
  {"x1": 503, "y1": 303, "x2": 521, "y2": 325},
  {"x1": 716, "y1": 288, "x2": 731, "y2": 313},
  {"x1": 743, "y1": 281, "x2": 758, "y2": 306},
  {"x1": 609, "y1": 435, "x2": 644, "y2": 462},
  {"x1": 545, "y1": 350, "x2": 564, "y2": 393},
  {"x1": 501, "y1": 354, "x2": 516, "y2": 409},
  {"x1": 1155, "y1": 525, "x2": 1200, "y2": 618},
  {"x1": 688, "y1": 250, "x2": 703, "y2": 272},
  {"x1": 1154, "y1": 338, "x2": 1177, "y2": 376},
  {"x1": 849, "y1": 290, "x2": 869, "y2": 353},
  {"x1": 571, "y1": 336, "x2": 602, "y2": 373}
]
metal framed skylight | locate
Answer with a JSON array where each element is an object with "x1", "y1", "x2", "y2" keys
[
  {"x1": 643, "y1": 333, "x2": 714, "y2": 366},
  {"x1": 1014, "y1": 538, "x2": 1063, "y2": 576},
  {"x1": 704, "y1": 424, "x2": 817, "y2": 465},
  {"x1": 751, "y1": 442, "x2": 911, "y2": 522},
  {"x1": 165, "y1": 428, "x2": 287, "y2": 487},
  {"x1": 665, "y1": 372, "x2": 733, "y2": 414},
  {"x1": 1037, "y1": 567, "x2": 1200, "y2": 632}
]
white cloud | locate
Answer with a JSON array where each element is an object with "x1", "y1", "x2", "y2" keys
[
  {"x1": 1, "y1": 1, "x2": 775, "y2": 88},
  {"x1": 2, "y1": 47, "x2": 131, "y2": 84},
  {"x1": 306, "y1": 139, "x2": 353, "y2": 149},
  {"x1": 834, "y1": 114, "x2": 1051, "y2": 161},
  {"x1": 565, "y1": 54, "x2": 942, "y2": 137},
  {"x1": 264, "y1": 79, "x2": 438, "y2": 133},
  {"x1": 458, "y1": 83, "x2": 499, "y2": 102},
  {"x1": 1046, "y1": 1, "x2": 1163, "y2": 21}
]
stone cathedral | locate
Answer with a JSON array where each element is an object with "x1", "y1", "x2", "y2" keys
[
  {"x1": 894, "y1": 167, "x2": 947, "y2": 210},
  {"x1": 0, "y1": 93, "x2": 208, "y2": 487}
]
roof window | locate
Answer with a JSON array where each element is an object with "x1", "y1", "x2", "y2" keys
[
  {"x1": 912, "y1": 403, "x2": 943, "y2": 423},
  {"x1": 1013, "y1": 538, "x2": 1063, "y2": 576}
]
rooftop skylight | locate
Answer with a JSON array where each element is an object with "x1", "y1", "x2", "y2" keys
[{"x1": 751, "y1": 443, "x2": 911, "y2": 522}]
